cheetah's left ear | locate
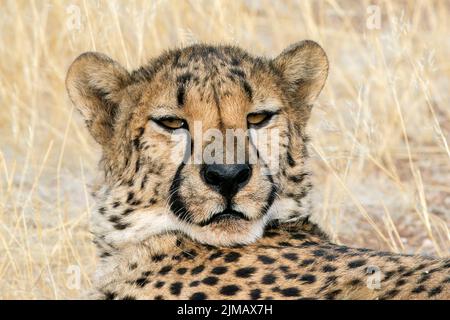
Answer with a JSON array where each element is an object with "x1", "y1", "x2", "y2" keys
[{"x1": 274, "y1": 40, "x2": 328, "y2": 108}]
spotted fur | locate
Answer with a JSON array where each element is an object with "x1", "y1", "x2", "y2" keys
[{"x1": 66, "y1": 41, "x2": 449, "y2": 300}]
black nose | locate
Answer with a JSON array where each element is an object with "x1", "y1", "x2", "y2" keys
[{"x1": 201, "y1": 164, "x2": 252, "y2": 198}]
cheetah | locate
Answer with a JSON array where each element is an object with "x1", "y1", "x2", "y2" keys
[{"x1": 66, "y1": 40, "x2": 450, "y2": 300}]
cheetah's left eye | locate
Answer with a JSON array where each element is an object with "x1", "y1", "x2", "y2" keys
[{"x1": 247, "y1": 111, "x2": 277, "y2": 127}]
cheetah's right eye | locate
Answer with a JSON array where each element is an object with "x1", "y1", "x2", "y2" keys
[{"x1": 152, "y1": 117, "x2": 188, "y2": 130}]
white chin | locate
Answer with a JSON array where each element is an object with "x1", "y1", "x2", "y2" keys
[{"x1": 181, "y1": 217, "x2": 269, "y2": 246}]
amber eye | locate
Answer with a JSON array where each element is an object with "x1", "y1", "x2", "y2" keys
[
  {"x1": 247, "y1": 112, "x2": 276, "y2": 127},
  {"x1": 153, "y1": 117, "x2": 187, "y2": 130}
]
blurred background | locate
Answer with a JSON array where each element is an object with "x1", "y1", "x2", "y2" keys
[{"x1": 0, "y1": 0, "x2": 449, "y2": 299}]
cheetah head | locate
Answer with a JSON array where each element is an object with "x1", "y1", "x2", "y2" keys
[{"x1": 66, "y1": 41, "x2": 328, "y2": 247}]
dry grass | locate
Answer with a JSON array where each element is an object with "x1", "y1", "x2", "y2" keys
[{"x1": 0, "y1": 0, "x2": 449, "y2": 299}]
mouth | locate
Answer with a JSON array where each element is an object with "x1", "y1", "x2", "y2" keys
[{"x1": 199, "y1": 208, "x2": 249, "y2": 227}]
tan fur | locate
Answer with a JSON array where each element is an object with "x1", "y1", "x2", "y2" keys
[
  {"x1": 66, "y1": 41, "x2": 449, "y2": 300},
  {"x1": 91, "y1": 222, "x2": 450, "y2": 300}
]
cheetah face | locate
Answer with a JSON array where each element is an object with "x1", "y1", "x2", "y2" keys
[{"x1": 66, "y1": 41, "x2": 328, "y2": 247}]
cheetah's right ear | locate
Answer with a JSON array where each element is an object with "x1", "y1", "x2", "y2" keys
[{"x1": 66, "y1": 52, "x2": 131, "y2": 145}]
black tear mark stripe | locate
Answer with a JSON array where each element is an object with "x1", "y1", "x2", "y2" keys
[{"x1": 168, "y1": 163, "x2": 193, "y2": 223}]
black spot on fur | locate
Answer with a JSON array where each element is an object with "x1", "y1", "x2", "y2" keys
[
  {"x1": 170, "y1": 282, "x2": 183, "y2": 296},
  {"x1": 176, "y1": 268, "x2": 187, "y2": 275},
  {"x1": 176, "y1": 73, "x2": 193, "y2": 107},
  {"x1": 191, "y1": 265, "x2": 205, "y2": 275},
  {"x1": 402, "y1": 270, "x2": 415, "y2": 277},
  {"x1": 285, "y1": 273, "x2": 299, "y2": 280},
  {"x1": 280, "y1": 265, "x2": 290, "y2": 273},
  {"x1": 262, "y1": 274, "x2": 276, "y2": 285},
  {"x1": 280, "y1": 287, "x2": 300, "y2": 297},
  {"x1": 318, "y1": 275, "x2": 338, "y2": 292},
  {"x1": 224, "y1": 252, "x2": 241, "y2": 262},
  {"x1": 158, "y1": 265, "x2": 172, "y2": 275},
  {"x1": 241, "y1": 80, "x2": 253, "y2": 100},
  {"x1": 383, "y1": 271, "x2": 396, "y2": 281},
  {"x1": 396, "y1": 279, "x2": 407, "y2": 286},
  {"x1": 428, "y1": 286, "x2": 442, "y2": 297},
  {"x1": 235, "y1": 267, "x2": 256, "y2": 278},
  {"x1": 112, "y1": 201, "x2": 121, "y2": 208},
  {"x1": 325, "y1": 289, "x2": 342, "y2": 300},
  {"x1": 324, "y1": 254, "x2": 338, "y2": 262},
  {"x1": 122, "y1": 208, "x2": 134, "y2": 216},
  {"x1": 250, "y1": 289, "x2": 261, "y2": 300},
  {"x1": 100, "y1": 251, "x2": 111, "y2": 258},
  {"x1": 282, "y1": 253, "x2": 298, "y2": 261},
  {"x1": 113, "y1": 221, "x2": 130, "y2": 230},
  {"x1": 190, "y1": 292, "x2": 207, "y2": 300},
  {"x1": 202, "y1": 276, "x2": 219, "y2": 286},
  {"x1": 322, "y1": 264, "x2": 337, "y2": 273},
  {"x1": 151, "y1": 254, "x2": 167, "y2": 262},
  {"x1": 177, "y1": 85, "x2": 186, "y2": 106},
  {"x1": 258, "y1": 255, "x2": 275, "y2": 264},
  {"x1": 411, "y1": 285, "x2": 426, "y2": 294},
  {"x1": 286, "y1": 151, "x2": 296, "y2": 167},
  {"x1": 135, "y1": 277, "x2": 149, "y2": 288},
  {"x1": 292, "y1": 233, "x2": 306, "y2": 241},
  {"x1": 104, "y1": 291, "x2": 117, "y2": 300},
  {"x1": 129, "y1": 263, "x2": 137, "y2": 270},
  {"x1": 349, "y1": 279, "x2": 363, "y2": 286},
  {"x1": 418, "y1": 273, "x2": 431, "y2": 284},
  {"x1": 299, "y1": 274, "x2": 316, "y2": 284},
  {"x1": 381, "y1": 289, "x2": 400, "y2": 299},
  {"x1": 108, "y1": 215, "x2": 121, "y2": 223},
  {"x1": 263, "y1": 230, "x2": 280, "y2": 238},
  {"x1": 334, "y1": 246, "x2": 349, "y2": 253},
  {"x1": 209, "y1": 251, "x2": 223, "y2": 260},
  {"x1": 397, "y1": 266, "x2": 406, "y2": 274},
  {"x1": 300, "y1": 259, "x2": 315, "y2": 267},
  {"x1": 182, "y1": 249, "x2": 197, "y2": 259},
  {"x1": 126, "y1": 192, "x2": 135, "y2": 204},
  {"x1": 312, "y1": 249, "x2": 326, "y2": 257},
  {"x1": 211, "y1": 266, "x2": 228, "y2": 275},
  {"x1": 220, "y1": 285, "x2": 241, "y2": 296},
  {"x1": 348, "y1": 259, "x2": 367, "y2": 268},
  {"x1": 288, "y1": 173, "x2": 309, "y2": 183}
]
